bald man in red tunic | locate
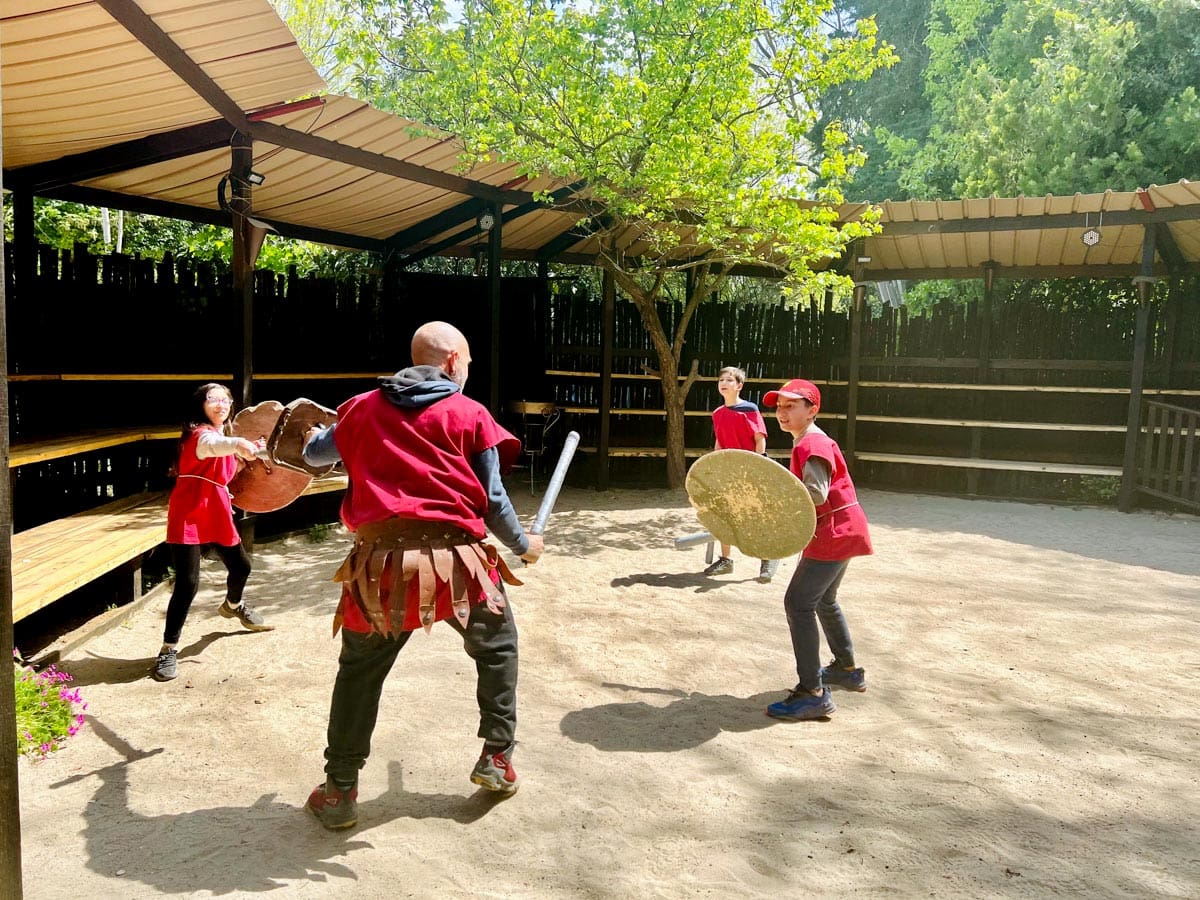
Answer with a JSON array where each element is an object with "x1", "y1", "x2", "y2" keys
[{"x1": 302, "y1": 321, "x2": 544, "y2": 830}]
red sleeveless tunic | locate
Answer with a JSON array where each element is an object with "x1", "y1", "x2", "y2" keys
[
  {"x1": 166, "y1": 426, "x2": 240, "y2": 546},
  {"x1": 791, "y1": 430, "x2": 872, "y2": 561}
]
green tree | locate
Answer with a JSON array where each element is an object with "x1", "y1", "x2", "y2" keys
[
  {"x1": 297, "y1": 0, "x2": 894, "y2": 486},
  {"x1": 816, "y1": 0, "x2": 933, "y2": 202},
  {"x1": 897, "y1": 0, "x2": 1200, "y2": 198}
]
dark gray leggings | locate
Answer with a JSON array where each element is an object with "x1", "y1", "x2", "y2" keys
[
  {"x1": 163, "y1": 542, "x2": 251, "y2": 644},
  {"x1": 783, "y1": 558, "x2": 855, "y2": 693}
]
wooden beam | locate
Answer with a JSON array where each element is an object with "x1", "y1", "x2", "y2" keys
[
  {"x1": 97, "y1": 0, "x2": 251, "y2": 129},
  {"x1": 1155, "y1": 223, "x2": 1186, "y2": 270},
  {"x1": 6, "y1": 119, "x2": 236, "y2": 192},
  {"x1": 598, "y1": 268, "x2": 616, "y2": 491},
  {"x1": 40, "y1": 184, "x2": 387, "y2": 252},
  {"x1": 537, "y1": 224, "x2": 598, "y2": 260},
  {"x1": 857, "y1": 263, "x2": 1198, "y2": 282},
  {"x1": 98, "y1": 0, "x2": 539, "y2": 205},
  {"x1": 0, "y1": 102, "x2": 27, "y2": 897},
  {"x1": 880, "y1": 204, "x2": 1200, "y2": 236},
  {"x1": 231, "y1": 134, "x2": 255, "y2": 411},
  {"x1": 248, "y1": 121, "x2": 533, "y2": 205},
  {"x1": 399, "y1": 184, "x2": 584, "y2": 266},
  {"x1": 389, "y1": 198, "x2": 485, "y2": 250},
  {"x1": 488, "y1": 202, "x2": 503, "y2": 415},
  {"x1": 1119, "y1": 227, "x2": 1158, "y2": 511}
]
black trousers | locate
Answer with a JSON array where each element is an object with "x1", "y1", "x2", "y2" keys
[
  {"x1": 163, "y1": 542, "x2": 251, "y2": 644},
  {"x1": 323, "y1": 594, "x2": 519, "y2": 786}
]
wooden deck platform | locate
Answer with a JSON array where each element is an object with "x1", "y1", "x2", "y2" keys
[{"x1": 12, "y1": 492, "x2": 169, "y2": 622}]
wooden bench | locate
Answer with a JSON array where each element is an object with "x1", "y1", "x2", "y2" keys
[
  {"x1": 579, "y1": 446, "x2": 793, "y2": 460},
  {"x1": 10, "y1": 472, "x2": 347, "y2": 622},
  {"x1": 300, "y1": 473, "x2": 349, "y2": 495},
  {"x1": 853, "y1": 452, "x2": 1122, "y2": 477},
  {"x1": 11, "y1": 491, "x2": 169, "y2": 622},
  {"x1": 10, "y1": 426, "x2": 179, "y2": 468}
]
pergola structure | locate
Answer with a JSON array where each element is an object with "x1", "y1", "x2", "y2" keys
[{"x1": 3, "y1": 2, "x2": 1200, "y2": 893}]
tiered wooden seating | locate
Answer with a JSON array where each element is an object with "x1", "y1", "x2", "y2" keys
[
  {"x1": 12, "y1": 492, "x2": 169, "y2": 622},
  {"x1": 10, "y1": 426, "x2": 178, "y2": 467}
]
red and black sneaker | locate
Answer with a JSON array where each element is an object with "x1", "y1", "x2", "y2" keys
[
  {"x1": 306, "y1": 780, "x2": 358, "y2": 830},
  {"x1": 470, "y1": 742, "x2": 520, "y2": 795}
]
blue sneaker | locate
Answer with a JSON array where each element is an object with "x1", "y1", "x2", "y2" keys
[
  {"x1": 766, "y1": 687, "x2": 836, "y2": 721},
  {"x1": 820, "y1": 661, "x2": 867, "y2": 692}
]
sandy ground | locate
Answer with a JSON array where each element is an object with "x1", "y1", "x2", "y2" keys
[{"x1": 15, "y1": 487, "x2": 1200, "y2": 899}]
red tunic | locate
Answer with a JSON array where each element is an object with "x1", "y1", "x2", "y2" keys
[
  {"x1": 166, "y1": 426, "x2": 240, "y2": 546},
  {"x1": 791, "y1": 429, "x2": 872, "y2": 561},
  {"x1": 333, "y1": 388, "x2": 520, "y2": 633},
  {"x1": 712, "y1": 402, "x2": 767, "y2": 451}
]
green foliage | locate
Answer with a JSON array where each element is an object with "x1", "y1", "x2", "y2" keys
[
  {"x1": 297, "y1": 0, "x2": 895, "y2": 485},
  {"x1": 297, "y1": 0, "x2": 894, "y2": 285},
  {"x1": 307, "y1": 522, "x2": 335, "y2": 543},
  {"x1": 902, "y1": 0, "x2": 1200, "y2": 198},
  {"x1": 1069, "y1": 475, "x2": 1121, "y2": 506},
  {"x1": 3, "y1": 197, "x2": 373, "y2": 277},
  {"x1": 824, "y1": 0, "x2": 1200, "y2": 201},
  {"x1": 13, "y1": 653, "x2": 88, "y2": 759}
]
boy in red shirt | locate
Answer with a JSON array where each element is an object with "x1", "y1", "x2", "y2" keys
[
  {"x1": 704, "y1": 366, "x2": 779, "y2": 582},
  {"x1": 761, "y1": 379, "x2": 872, "y2": 721}
]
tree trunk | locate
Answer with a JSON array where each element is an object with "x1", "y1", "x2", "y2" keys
[
  {"x1": 660, "y1": 371, "x2": 688, "y2": 488},
  {"x1": 604, "y1": 260, "x2": 711, "y2": 490}
]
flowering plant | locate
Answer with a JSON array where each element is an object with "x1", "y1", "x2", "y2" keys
[{"x1": 13, "y1": 649, "x2": 88, "y2": 759}]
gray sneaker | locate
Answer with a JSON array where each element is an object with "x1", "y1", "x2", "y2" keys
[
  {"x1": 152, "y1": 648, "x2": 177, "y2": 682},
  {"x1": 702, "y1": 557, "x2": 734, "y2": 576},
  {"x1": 307, "y1": 780, "x2": 359, "y2": 830},
  {"x1": 219, "y1": 601, "x2": 274, "y2": 632},
  {"x1": 470, "y1": 742, "x2": 520, "y2": 794},
  {"x1": 757, "y1": 559, "x2": 780, "y2": 583}
]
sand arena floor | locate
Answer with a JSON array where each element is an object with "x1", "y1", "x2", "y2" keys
[{"x1": 16, "y1": 487, "x2": 1200, "y2": 899}]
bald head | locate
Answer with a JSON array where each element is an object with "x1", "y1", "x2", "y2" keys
[{"x1": 411, "y1": 321, "x2": 471, "y2": 386}]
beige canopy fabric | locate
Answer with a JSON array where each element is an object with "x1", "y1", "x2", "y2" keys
[{"x1": 3, "y1": 0, "x2": 1199, "y2": 279}]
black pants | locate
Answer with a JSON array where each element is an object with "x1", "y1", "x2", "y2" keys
[
  {"x1": 323, "y1": 594, "x2": 519, "y2": 786},
  {"x1": 163, "y1": 542, "x2": 251, "y2": 644}
]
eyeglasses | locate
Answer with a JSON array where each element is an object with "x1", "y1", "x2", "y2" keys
[{"x1": 205, "y1": 396, "x2": 233, "y2": 406}]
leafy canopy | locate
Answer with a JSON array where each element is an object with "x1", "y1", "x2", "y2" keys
[
  {"x1": 306, "y1": 0, "x2": 895, "y2": 292},
  {"x1": 887, "y1": 0, "x2": 1200, "y2": 198}
]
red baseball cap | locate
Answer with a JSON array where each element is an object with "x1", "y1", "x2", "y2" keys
[{"x1": 763, "y1": 378, "x2": 821, "y2": 410}]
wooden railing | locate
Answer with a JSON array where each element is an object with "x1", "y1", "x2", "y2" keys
[{"x1": 1137, "y1": 400, "x2": 1200, "y2": 512}]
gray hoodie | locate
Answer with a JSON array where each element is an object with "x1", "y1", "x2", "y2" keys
[{"x1": 303, "y1": 366, "x2": 529, "y2": 555}]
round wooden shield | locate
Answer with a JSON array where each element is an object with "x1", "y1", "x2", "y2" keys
[
  {"x1": 269, "y1": 397, "x2": 339, "y2": 476},
  {"x1": 685, "y1": 449, "x2": 816, "y2": 559},
  {"x1": 228, "y1": 401, "x2": 312, "y2": 513}
]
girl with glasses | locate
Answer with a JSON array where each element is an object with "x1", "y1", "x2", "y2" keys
[{"x1": 153, "y1": 383, "x2": 274, "y2": 682}]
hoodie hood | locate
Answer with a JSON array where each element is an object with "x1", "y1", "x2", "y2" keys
[{"x1": 377, "y1": 365, "x2": 462, "y2": 409}]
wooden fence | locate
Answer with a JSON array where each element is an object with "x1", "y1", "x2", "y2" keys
[{"x1": 5, "y1": 242, "x2": 1200, "y2": 509}]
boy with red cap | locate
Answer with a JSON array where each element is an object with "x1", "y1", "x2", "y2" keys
[
  {"x1": 704, "y1": 366, "x2": 779, "y2": 582},
  {"x1": 761, "y1": 378, "x2": 872, "y2": 721}
]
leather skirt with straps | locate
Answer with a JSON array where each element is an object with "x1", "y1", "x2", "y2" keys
[{"x1": 331, "y1": 518, "x2": 522, "y2": 637}]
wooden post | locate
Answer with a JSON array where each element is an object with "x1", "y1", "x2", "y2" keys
[
  {"x1": 597, "y1": 269, "x2": 615, "y2": 491},
  {"x1": 488, "y1": 201, "x2": 503, "y2": 415},
  {"x1": 230, "y1": 133, "x2": 255, "y2": 410},
  {"x1": 1159, "y1": 279, "x2": 1182, "y2": 390},
  {"x1": 229, "y1": 133, "x2": 256, "y2": 548},
  {"x1": 1, "y1": 109, "x2": 27, "y2": 900},
  {"x1": 846, "y1": 262, "x2": 866, "y2": 463},
  {"x1": 968, "y1": 264, "x2": 996, "y2": 493},
  {"x1": 1119, "y1": 227, "x2": 1158, "y2": 511}
]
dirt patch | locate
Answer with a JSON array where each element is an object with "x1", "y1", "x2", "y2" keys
[{"x1": 17, "y1": 488, "x2": 1200, "y2": 898}]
